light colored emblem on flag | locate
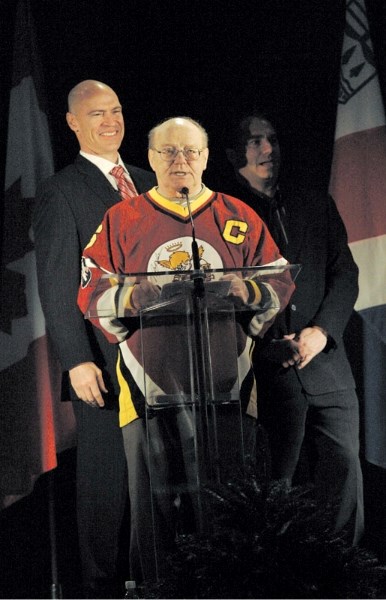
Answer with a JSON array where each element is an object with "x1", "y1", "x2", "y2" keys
[
  {"x1": 334, "y1": 0, "x2": 385, "y2": 139},
  {"x1": 338, "y1": 0, "x2": 377, "y2": 105}
]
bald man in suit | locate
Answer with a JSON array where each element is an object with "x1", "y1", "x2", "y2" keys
[{"x1": 33, "y1": 80, "x2": 155, "y2": 598}]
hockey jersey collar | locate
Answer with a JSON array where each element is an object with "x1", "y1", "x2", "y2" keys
[{"x1": 145, "y1": 186, "x2": 215, "y2": 219}]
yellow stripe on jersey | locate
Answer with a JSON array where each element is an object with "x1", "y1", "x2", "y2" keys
[
  {"x1": 85, "y1": 223, "x2": 103, "y2": 250},
  {"x1": 122, "y1": 285, "x2": 135, "y2": 310},
  {"x1": 148, "y1": 186, "x2": 214, "y2": 218},
  {"x1": 246, "y1": 279, "x2": 262, "y2": 305},
  {"x1": 117, "y1": 352, "x2": 139, "y2": 427}
]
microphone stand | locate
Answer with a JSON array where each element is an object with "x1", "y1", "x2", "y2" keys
[
  {"x1": 180, "y1": 188, "x2": 214, "y2": 498},
  {"x1": 181, "y1": 187, "x2": 205, "y2": 297}
]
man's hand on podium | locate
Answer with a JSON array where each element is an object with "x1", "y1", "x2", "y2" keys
[
  {"x1": 131, "y1": 280, "x2": 161, "y2": 310},
  {"x1": 220, "y1": 273, "x2": 249, "y2": 304}
]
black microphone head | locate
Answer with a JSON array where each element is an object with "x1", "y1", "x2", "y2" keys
[{"x1": 180, "y1": 187, "x2": 189, "y2": 196}]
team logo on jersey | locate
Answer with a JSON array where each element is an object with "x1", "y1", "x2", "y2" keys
[
  {"x1": 157, "y1": 242, "x2": 207, "y2": 271},
  {"x1": 80, "y1": 256, "x2": 92, "y2": 288},
  {"x1": 339, "y1": 1, "x2": 377, "y2": 105},
  {"x1": 147, "y1": 237, "x2": 223, "y2": 283}
]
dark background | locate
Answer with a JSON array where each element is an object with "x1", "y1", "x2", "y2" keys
[
  {"x1": 1, "y1": 0, "x2": 386, "y2": 192},
  {"x1": 1, "y1": 1, "x2": 386, "y2": 598}
]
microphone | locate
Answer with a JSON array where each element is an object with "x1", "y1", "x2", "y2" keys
[{"x1": 180, "y1": 187, "x2": 201, "y2": 271}]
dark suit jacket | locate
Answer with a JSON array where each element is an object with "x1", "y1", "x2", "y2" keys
[
  {"x1": 33, "y1": 154, "x2": 156, "y2": 402},
  {"x1": 217, "y1": 173, "x2": 359, "y2": 396}
]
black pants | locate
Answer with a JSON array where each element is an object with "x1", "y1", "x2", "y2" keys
[
  {"x1": 122, "y1": 409, "x2": 199, "y2": 584},
  {"x1": 259, "y1": 378, "x2": 364, "y2": 545},
  {"x1": 73, "y1": 400, "x2": 128, "y2": 591}
]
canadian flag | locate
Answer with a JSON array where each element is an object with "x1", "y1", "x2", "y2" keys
[
  {"x1": 0, "y1": 0, "x2": 76, "y2": 508},
  {"x1": 329, "y1": 0, "x2": 386, "y2": 468}
]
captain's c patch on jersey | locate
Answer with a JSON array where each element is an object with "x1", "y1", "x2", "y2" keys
[{"x1": 223, "y1": 220, "x2": 248, "y2": 245}]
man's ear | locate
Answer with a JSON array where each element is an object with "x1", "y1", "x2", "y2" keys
[
  {"x1": 226, "y1": 148, "x2": 237, "y2": 165},
  {"x1": 147, "y1": 148, "x2": 156, "y2": 172},
  {"x1": 202, "y1": 147, "x2": 209, "y2": 171},
  {"x1": 66, "y1": 112, "x2": 79, "y2": 132}
]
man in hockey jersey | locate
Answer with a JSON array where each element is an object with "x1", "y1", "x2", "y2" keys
[{"x1": 77, "y1": 116, "x2": 296, "y2": 584}]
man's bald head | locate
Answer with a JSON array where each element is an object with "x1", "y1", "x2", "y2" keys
[{"x1": 67, "y1": 80, "x2": 116, "y2": 114}]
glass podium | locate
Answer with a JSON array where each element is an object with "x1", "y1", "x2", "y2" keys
[{"x1": 84, "y1": 264, "x2": 300, "y2": 579}]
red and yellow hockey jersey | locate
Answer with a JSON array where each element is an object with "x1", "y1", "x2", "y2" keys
[{"x1": 78, "y1": 187, "x2": 294, "y2": 426}]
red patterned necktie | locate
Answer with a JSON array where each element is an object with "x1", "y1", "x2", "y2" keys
[{"x1": 110, "y1": 165, "x2": 137, "y2": 200}]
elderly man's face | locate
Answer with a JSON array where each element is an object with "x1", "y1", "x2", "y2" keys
[{"x1": 148, "y1": 118, "x2": 209, "y2": 197}]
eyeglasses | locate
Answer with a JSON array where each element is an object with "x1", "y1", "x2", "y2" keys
[{"x1": 151, "y1": 146, "x2": 205, "y2": 161}]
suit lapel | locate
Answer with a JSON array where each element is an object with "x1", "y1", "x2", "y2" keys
[{"x1": 75, "y1": 154, "x2": 121, "y2": 209}]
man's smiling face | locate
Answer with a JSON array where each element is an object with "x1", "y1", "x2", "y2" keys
[{"x1": 66, "y1": 85, "x2": 124, "y2": 162}]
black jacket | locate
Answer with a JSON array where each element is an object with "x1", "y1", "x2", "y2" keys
[
  {"x1": 33, "y1": 154, "x2": 156, "y2": 401},
  {"x1": 218, "y1": 173, "x2": 359, "y2": 395}
]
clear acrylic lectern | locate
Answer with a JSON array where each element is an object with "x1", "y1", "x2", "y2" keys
[{"x1": 84, "y1": 264, "x2": 300, "y2": 579}]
